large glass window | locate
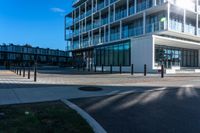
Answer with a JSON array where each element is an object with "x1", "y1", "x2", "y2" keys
[
  {"x1": 155, "y1": 45, "x2": 199, "y2": 68},
  {"x1": 96, "y1": 41, "x2": 131, "y2": 66}
]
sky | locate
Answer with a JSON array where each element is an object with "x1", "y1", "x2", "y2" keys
[{"x1": 0, "y1": 0, "x2": 73, "y2": 50}]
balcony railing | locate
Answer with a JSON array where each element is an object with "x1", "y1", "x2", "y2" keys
[
  {"x1": 66, "y1": 32, "x2": 73, "y2": 39},
  {"x1": 115, "y1": 9, "x2": 127, "y2": 21},
  {"x1": 169, "y1": 20, "x2": 183, "y2": 32},
  {"x1": 146, "y1": 21, "x2": 167, "y2": 33},
  {"x1": 184, "y1": 25, "x2": 196, "y2": 35},
  {"x1": 127, "y1": 26, "x2": 143, "y2": 37}
]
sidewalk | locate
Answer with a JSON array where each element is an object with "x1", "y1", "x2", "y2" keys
[{"x1": 1, "y1": 69, "x2": 200, "y2": 106}]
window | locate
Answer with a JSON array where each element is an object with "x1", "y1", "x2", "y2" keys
[{"x1": 95, "y1": 41, "x2": 131, "y2": 66}]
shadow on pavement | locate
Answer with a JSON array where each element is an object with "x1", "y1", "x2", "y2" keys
[{"x1": 71, "y1": 86, "x2": 200, "y2": 133}]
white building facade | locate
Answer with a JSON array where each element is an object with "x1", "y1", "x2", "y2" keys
[{"x1": 65, "y1": 0, "x2": 200, "y2": 73}]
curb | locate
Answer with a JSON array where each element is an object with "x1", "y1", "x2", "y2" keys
[{"x1": 61, "y1": 99, "x2": 107, "y2": 133}]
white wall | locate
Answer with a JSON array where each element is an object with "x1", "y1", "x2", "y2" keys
[
  {"x1": 131, "y1": 35, "x2": 154, "y2": 73},
  {"x1": 199, "y1": 49, "x2": 200, "y2": 67}
]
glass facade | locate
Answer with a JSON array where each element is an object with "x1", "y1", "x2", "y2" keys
[
  {"x1": 155, "y1": 45, "x2": 199, "y2": 68},
  {"x1": 95, "y1": 41, "x2": 131, "y2": 66}
]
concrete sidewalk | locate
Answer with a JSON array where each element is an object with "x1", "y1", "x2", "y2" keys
[{"x1": 1, "y1": 69, "x2": 200, "y2": 106}]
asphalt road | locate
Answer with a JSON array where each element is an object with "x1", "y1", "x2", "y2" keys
[{"x1": 71, "y1": 87, "x2": 200, "y2": 133}]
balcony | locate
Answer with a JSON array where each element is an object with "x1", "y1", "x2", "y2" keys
[
  {"x1": 129, "y1": 5, "x2": 135, "y2": 15},
  {"x1": 86, "y1": 9, "x2": 92, "y2": 16},
  {"x1": 97, "y1": 2, "x2": 105, "y2": 11},
  {"x1": 115, "y1": 9, "x2": 127, "y2": 21},
  {"x1": 146, "y1": 21, "x2": 167, "y2": 33},
  {"x1": 110, "y1": 33, "x2": 120, "y2": 41},
  {"x1": 66, "y1": 32, "x2": 73, "y2": 40},
  {"x1": 82, "y1": 40, "x2": 90, "y2": 48},
  {"x1": 129, "y1": 26, "x2": 143, "y2": 37},
  {"x1": 93, "y1": 21, "x2": 101, "y2": 28},
  {"x1": 169, "y1": 20, "x2": 183, "y2": 32},
  {"x1": 184, "y1": 24, "x2": 196, "y2": 35}
]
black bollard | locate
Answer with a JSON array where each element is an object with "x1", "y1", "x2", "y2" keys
[
  {"x1": 88, "y1": 65, "x2": 90, "y2": 72},
  {"x1": 144, "y1": 64, "x2": 147, "y2": 76},
  {"x1": 28, "y1": 68, "x2": 30, "y2": 79},
  {"x1": 110, "y1": 65, "x2": 112, "y2": 74},
  {"x1": 102, "y1": 64, "x2": 104, "y2": 73},
  {"x1": 91, "y1": 64, "x2": 93, "y2": 71},
  {"x1": 19, "y1": 68, "x2": 22, "y2": 76},
  {"x1": 23, "y1": 68, "x2": 25, "y2": 77},
  {"x1": 120, "y1": 64, "x2": 122, "y2": 74},
  {"x1": 17, "y1": 68, "x2": 19, "y2": 75},
  {"x1": 94, "y1": 64, "x2": 97, "y2": 72},
  {"x1": 161, "y1": 65, "x2": 164, "y2": 78},
  {"x1": 34, "y1": 65, "x2": 37, "y2": 82},
  {"x1": 131, "y1": 64, "x2": 134, "y2": 75}
]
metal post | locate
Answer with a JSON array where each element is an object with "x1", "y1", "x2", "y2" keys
[
  {"x1": 161, "y1": 65, "x2": 164, "y2": 78},
  {"x1": 28, "y1": 68, "x2": 30, "y2": 79},
  {"x1": 91, "y1": 64, "x2": 93, "y2": 71},
  {"x1": 144, "y1": 64, "x2": 147, "y2": 76},
  {"x1": 17, "y1": 68, "x2": 19, "y2": 75},
  {"x1": 102, "y1": 64, "x2": 104, "y2": 73},
  {"x1": 110, "y1": 65, "x2": 112, "y2": 74},
  {"x1": 120, "y1": 64, "x2": 122, "y2": 74},
  {"x1": 19, "y1": 68, "x2": 22, "y2": 76},
  {"x1": 34, "y1": 63, "x2": 37, "y2": 82},
  {"x1": 88, "y1": 65, "x2": 90, "y2": 72},
  {"x1": 131, "y1": 64, "x2": 134, "y2": 75},
  {"x1": 95, "y1": 64, "x2": 97, "y2": 72},
  {"x1": 23, "y1": 68, "x2": 25, "y2": 77}
]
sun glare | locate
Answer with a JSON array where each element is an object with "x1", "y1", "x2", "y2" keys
[{"x1": 176, "y1": 0, "x2": 195, "y2": 10}]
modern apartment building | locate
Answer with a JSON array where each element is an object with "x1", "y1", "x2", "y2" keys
[
  {"x1": 65, "y1": 0, "x2": 200, "y2": 73},
  {"x1": 0, "y1": 44, "x2": 69, "y2": 67}
]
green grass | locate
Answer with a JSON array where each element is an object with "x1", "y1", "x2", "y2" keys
[{"x1": 0, "y1": 101, "x2": 94, "y2": 133}]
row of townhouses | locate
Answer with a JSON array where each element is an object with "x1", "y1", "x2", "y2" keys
[
  {"x1": 0, "y1": 44, "x2": 69, "y2": 67},
  {"x1": 65, "y1": 0, "x2": 200, "y2": 73}
]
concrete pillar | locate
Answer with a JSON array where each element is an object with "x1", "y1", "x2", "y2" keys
[
  {"x1": 153, "y1": 0, "x2": 156, "y2": 6},
  {"x1": 91, "y1": 30, "x2": 94, "y2": 45},
  {"x1": 104, "y1": 26, "x2": 106, "y2": 42},
  {"x1": 120, "y1": 21, "x2": 122, "y2": 39},
  {"x1": 134, "y1": 0, "x2": 137, "y2": 13},
  {"x1": 183, "y1": 9, "x2": 186, "y2": 33},
  {"x1": 72, "y1": 11, "x2": 74, "y2": 47},
  {"x1": 108, "y1": 24, "x2": 111, "y2": 42},
  {"x1": 127, "y1": 0, "x2": 129, "y2": 16},
  {"x1": 199, "y1": 49, "x2": 200, "y2": 67},
  {"x1": 79, "y1": 22, "x2": 81, "y2": 48},
  {"x1": 167, "y1": 3, "x2": 170, "y2": 30},
  {"x1": 114, "y1": 4, "x2": 116, "y2": 21},
  {"x1": 85, "y1": 3, "x2": 87, "y2": 31},
  {"x1": 99, "y1": 27, "x2": 101, "y2": 44},
  {"x1": 96, "y1": 0, "x2": 97, "y2": 11},
  {"x1": 92, "y1": 0, "x2": 94, "y2": 12},
  {"x1": 196, "y1": 14, "x2": 199, "y2": 36},
  {"x1": 108, "y1": 6, "x2": 111, "y2": 23},
  {"x1": 143, "y1": 12, "x2": 146, "y2": 34}
]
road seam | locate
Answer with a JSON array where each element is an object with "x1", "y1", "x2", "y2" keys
[{"x1": 61, "y1": 99, "x2": 107, "y2": 133}]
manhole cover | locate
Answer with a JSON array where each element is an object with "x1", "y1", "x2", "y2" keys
[{"x1": 78, "y1": 86, "x2": 103, "y2": 91}]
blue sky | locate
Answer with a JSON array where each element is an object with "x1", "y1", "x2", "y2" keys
[{"x1": 0, "y1": 0, "x2": 73, "y2": 50}]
